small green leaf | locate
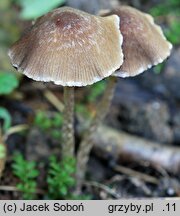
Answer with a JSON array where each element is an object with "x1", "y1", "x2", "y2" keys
[
  {"x1": 47, "y1": 156, "x2": 76, "y2": 199},
  {"x1": 153, "y1": 63, "x2": 164, "y2": 74},
  {"x1": 88, "y1": 81, "x2": 106, "y2": 103},
  {"x1": 27, "y1": 169, "x2": 39, "y2": 178},
  {"x1": 0, "y1": 71, "x2": 19, "y2": 95},
  {"x1": 0, "y1": 107, "x2": 11, "y2": 132},
  {"x1": 52, "y1": 114, "x2": 63, "y2": 127},
  {"x1": 17, "y1": 0, "x2": 65, "y2": 20},
  {"x1": 75, "y1": 104, "x2": 90, "y2": 119},
  {"x1": 12, "y1": 152, "x2": 39, "y2": 199},
  {"x1": 50, "y1": 129, "x2": 61, "y2": 139},
  {"x1": 165, "y1": 21, "x2": 180, "y2": 44},
  {"x1": 60, "y1": 186, "x2": 68, "y2": 196}
]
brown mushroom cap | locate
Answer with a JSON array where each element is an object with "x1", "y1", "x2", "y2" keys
[
  {"x1": 8, "y1": 7, "x2": 123, "y2": 86},
  {"x1": 101, "y1": 6, "x2": 172, "y2": 77}
]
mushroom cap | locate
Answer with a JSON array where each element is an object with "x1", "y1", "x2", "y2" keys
[
  {"x1": 101, "y1": 6, "x2": 172, "y2": 78},
  {"x1": 8, "y1": 7, "x2": 123, "y2": 86}
]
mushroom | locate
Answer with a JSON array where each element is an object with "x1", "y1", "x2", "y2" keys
[
  {"x1": 8, "y1": 7, "x2": 124, "y2": 158},
  {"x1": 77, "y1": 6, "x2": 172, "y2": 188},
  {"x1": 105, "y1": 6, "x2": 172, "y2": 77}
]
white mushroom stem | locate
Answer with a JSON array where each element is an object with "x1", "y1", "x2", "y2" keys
[
  {"x1": 62, "y1": 86, "x2": 75, "y2": 158},
  {"x1": 76, "y1": 76, "x2": 118, "y2": 188}
]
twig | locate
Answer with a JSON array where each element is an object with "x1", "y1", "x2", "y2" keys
[
  {"x1": 107, "y1": 175, "x2": 126, "y2": 184},
  {"x1": 84, "y1": 181, "x2": 121, "y2": 199},
  {"x1": 3, "y1": 124, "x2": 29, "y2": 142},
  {"x1": 0, "y1": 185, "x2": 19, "y2": 192},
  {"x1": 113, "y1": 164, "x2": 159, "y2": 184},
  {"x1": 130, "y1": 178, "x2": 152, "y2": 196},
  {"x1": 0, "y1": 185, "x2": 45, "y2": 195},
  {"x1": 44, "y1": 90, "x2": 64, "y2": 113}
]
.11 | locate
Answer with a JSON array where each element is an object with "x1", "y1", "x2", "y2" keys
[{"x1": 165, "y1": 203, "x2": 176, "y2": 211}]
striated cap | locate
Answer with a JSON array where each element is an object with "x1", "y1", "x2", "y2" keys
[
  {"x1": 8, "y1": 7, "x2": 123, "y2": 86},
  {"x1": 101, "y1": 6, "x2": 172, "y2": 77}
]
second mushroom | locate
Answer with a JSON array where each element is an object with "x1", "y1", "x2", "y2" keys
[{"x1": 76, "y1": 6, "x2": 172, "y2": 188}]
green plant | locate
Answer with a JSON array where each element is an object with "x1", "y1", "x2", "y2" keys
[
  {"x1": 150, "y1": 0, "x2": 180, "y2": 45},
  {"x1": 87, "y1": 81, "x2": 107, "y2": 103},
  {"x1": 47, "y1": 156, "x2": 76, "y2": 199},
  {"x1": 0, "y1": 107, "x2": 11, "y2": 133},
  {"x1": 76, "y1": 81, "x2": 107, "y2": 119},
  {"x1": 12, "y1": 153, "x2": 39, "y2": 199},
  {"x1": 75, "y1": 103, "x2": 91, "y2": 119},
  {"x1": 165, "y1": 21, "x2": 180, "y2": 45},
  {"x1": 15, "y1": 0, "x2": 65, "y2": 20},
  {"x1": 0, "y1": 71, "x2": 19, "y2": 95},
  {"x1": 34, "y1": 111, "x2": 63, "y2": 139},
  {"x1": 150, "y1": 0, "x2": 180, "y2": 16},
  {"x1": 153, "y1": 62, "x2": 164, "y2": 74}
]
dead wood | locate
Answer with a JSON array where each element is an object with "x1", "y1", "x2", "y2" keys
[{"x1": 79, "y1": 124, "x2": 180, "y2": 174}]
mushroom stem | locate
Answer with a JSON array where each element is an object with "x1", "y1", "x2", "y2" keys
[
  {"x1": 62, "y1": 86, "x2": 75, "y2": 158},
  {"x1": 76, "y1": 76, "x2": 118, "y2": 188}
]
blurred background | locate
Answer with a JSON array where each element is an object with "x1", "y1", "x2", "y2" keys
[{"x1": 0, "y1": 0, "x2": 180, "y2": 199}]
